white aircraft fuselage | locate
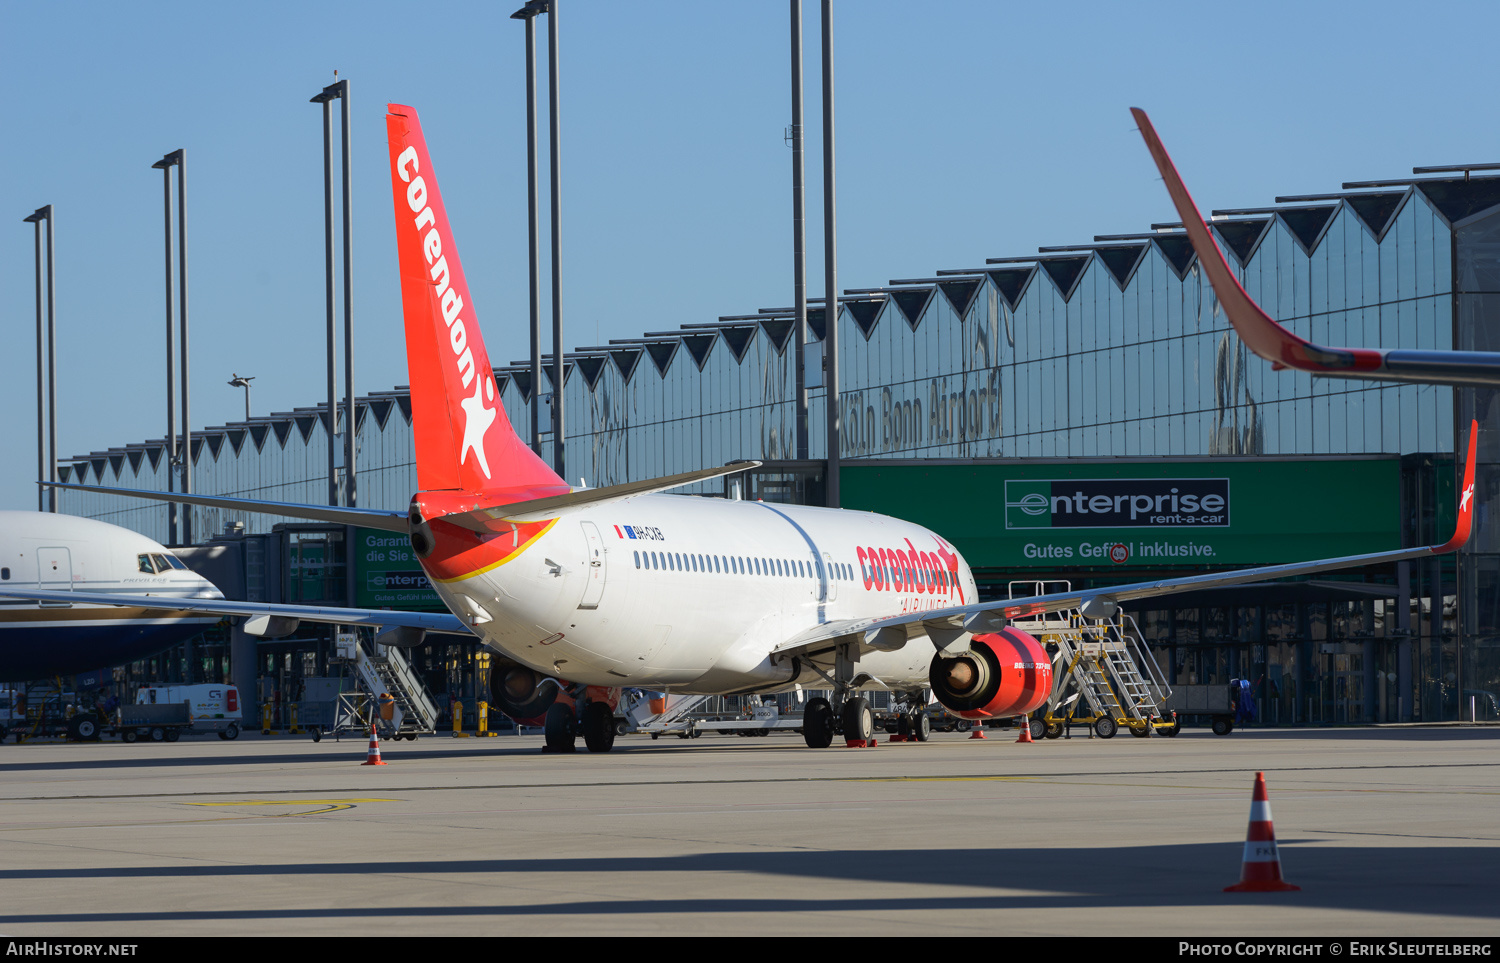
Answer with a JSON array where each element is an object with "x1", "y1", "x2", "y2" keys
[
  {"x1": 0, "y1": 511, "x2": 223, "y2": 680},
  {"x1": 425, "y1": 494, "x2": 977, "y2": 695}
]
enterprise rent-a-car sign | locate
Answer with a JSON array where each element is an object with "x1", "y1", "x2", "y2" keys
[
  {"x1": 842, "y1": 457, "x2": 1398, "y2": 570},
  {"x1": 353, "y1": 528, "x2": 446, "y2": 610}
]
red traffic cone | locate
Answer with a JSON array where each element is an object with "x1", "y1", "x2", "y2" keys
[
  {"x1": 362, "y1": 724, "x2": 388, "y2": 766},
  {"x1": 1016, "y1": 715, "x2": 1035, "y2": 744},
  {"x1": 968, "y1": 725, "x2": 987, "y2": 739},
  {"x1": 1225, "y1": 771, "x2": 1298, "y2": 892}
]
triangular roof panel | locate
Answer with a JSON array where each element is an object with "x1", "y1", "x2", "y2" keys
[
  {"x1": 985, "y1": 267, "x2": 1035, "y2": 310},
  {"x1": 889, "y1": 289, "x2": 932, "y2": 332},
  {"x1": 1278, "y1": 206, "x2": 1338, "y2": 256},
  {"x1": 646, "y1": 340, "x2": 678, "y2": 376},
  {"x1": 806, "y1": 306, "x2": 826, "y2": 341},
  {"x1": 248, "y1": 424, "x2": 269, "y2": 452},
  {"x1": 1153, "y1": 235, "x2": 1197, "y2": 280},
  {"x1": 511, "y1": 371, "x2": 534, "y2": 403},
  {"x1": 295, "y1": 414, "x2": 318, "y2": 443},
  {"x1": 541, "y1": 360, "x2": 575, "y2": 388},
  {"x1": 576, "y1": 355, "x2": 607, "y2": 389},
  {"x1": 91, "y1": 457, "x2": 107, "y2": 479},
  {"x1": 936, "y1": 278, "x2": 982, "y2": 319},
  {"x1": 720, "y1": 324, "x2": 758, "y2": 362},
  {"x1": 126, "y1": 449, "x2": 144, "y2": 474},
  {"x1": 494, "y1": 373, "x2": 510, "y2": 398},
  {"x1": 226, "y1": 428, "x2": 246, "y2": 455},
  {"x1": 108, "y1": 454, "x2": 124, "y2": 477},
  {"x1": 682, "y1": 333, "x2": 716, "y2": 370},
  {"x1": 1213, "y1": 218, "x2": 1273, "y2": 267},
  {"x1": 395, "y1": 395, "x2": 412, "y2": 424},
  {"x1": 273, "y1": 419, "x2": 294, "y2": 448},
  {"x1": 189, "y1": 438, "x2": 205, "y2": 464},
  {"x1": 368, "y1": 399, "x2": 393, "y2": 431},
  {"x1": 610, "y1": 348, "x2": 642, "y2": 384},
  {"x1": 846, "y1": 298, "x2": 884, "y2": 339},
  {"x1": 205, "y1": 433, "x2": 224, "y2": 460},
  {"x1": 145, "y1": 445, "x2": 163, "y2": 470},
  {"x1": 1039, "y1": 256, "x2": 1091, "y2": 302},
  {"x1": 1096, "y1": 245, "x2": 1148, "y2": 290},
  {"x1": 1417, "y1": 179, "x2": 1500, "y2": 227},
  {"x1": 58, "y1": 465, "x2": 72, "y2": 484},
  {"x1": 1345, "y1": 191, "x2": 1408, "y2": 241},
  {"x1": 759, "y1": 318, "x2": 794, "y2": 355}
]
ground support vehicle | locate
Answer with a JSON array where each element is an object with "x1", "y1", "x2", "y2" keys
[
  {"x1": 1163, "y1": 685, "x2": 1238, "y2": 735},
  {"x1": 616, "y1": 691, "x2": 808, "y2": 740},
  {"x1": 0, "y1": 685, "x2": 108, "y2": 742},
  {"x1": 1010, "y1": 581, "x2": 1179, "y2": 741},
  {"x1": 125, "y1": 685, "x2": 242, "y2": 741},
  {"x1": 300, "y1": 633, "x2": 438, "y2": 743}
]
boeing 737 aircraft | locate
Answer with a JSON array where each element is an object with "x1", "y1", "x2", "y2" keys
[
  {"x1": 0, "y1": 511, "x2": 222, "y2": 680},
  {"x1": 1134, "y1": 107, "x2": 1500, "y2": 388},
  {"x1": 11, "y1": 104, "x2": 1478, "y2": 754}
]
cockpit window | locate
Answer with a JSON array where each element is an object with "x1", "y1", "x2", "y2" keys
[
  {"x1": 163, "y1": 554, "x2": 187, "y2": 571},
  {"x1": 150, "y1": 554, "x2": 171, "y2": 573},
  {"x1": 138, "y1": 554, "x2": 156, "y2": 574}
]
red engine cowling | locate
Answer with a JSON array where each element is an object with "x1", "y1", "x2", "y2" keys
[{"x1": 929, "y1": 627, "x2": 1052, "y2": 720}]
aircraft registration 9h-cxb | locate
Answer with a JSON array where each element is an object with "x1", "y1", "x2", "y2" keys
[{"x1": 9, "y1": 104, "x2": 1477, "y2": 753}]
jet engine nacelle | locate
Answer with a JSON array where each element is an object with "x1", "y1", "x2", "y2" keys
[
  {"x1": 488, "y1": 661, "x2": 563, "y2": 726},
  {"x1": 929, "y1": 627, "x2": 1052, "y2": 720}
]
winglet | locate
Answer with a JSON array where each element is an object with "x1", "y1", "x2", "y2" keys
[
  {"x1": 1130, "y1": 108, "x2": 1382, "y2": 376},
  {"x1": 1433, "y1": 419, "x2": 1478, "y2": 554}
]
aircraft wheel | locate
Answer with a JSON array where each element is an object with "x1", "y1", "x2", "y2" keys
[
  {"x1": 1044, "y1": 723, "x2": 1064, "y2": 739},
  {"x1": 1093, "y1": 716, "x2": 1117, "y2": 739},
  {"x1": 164, "y1": 729, "x2": 180, "y2": 742},
  {"x1": 841, "y1": 697, "x2": 874, "y2": 744},
  {"x1": 581, "y1": 702, "x2": 616, "y2": 753},
  {"x1": 802, "y1": 697, "x2": 834, "y2": 749},
  {"x1": 1028, "y1": 717, "x2": 1047, "y2": 741},
  {"x1": 544, "y1": 703, "x2": 576, "y2": 752},
  {"x1": 912, "y1": 711, "x2": 931, "y2": 742}
]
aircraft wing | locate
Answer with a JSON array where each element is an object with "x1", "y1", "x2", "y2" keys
[
  {"x1": 1133, "y1": 107, "x2": 1500, "y2": 388},
  {"x1": 0, "y1": 589, "x2": 473, "y2": 640},
  {"x1": 772, "y1": 419, "x2": 1476, "y2": 664}
]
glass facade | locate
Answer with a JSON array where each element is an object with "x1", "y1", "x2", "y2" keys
[{"x1": 58, "y1": 175, "x2": 1500, "y2": 725}]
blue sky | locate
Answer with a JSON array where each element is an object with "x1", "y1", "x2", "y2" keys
[{"x1": 3, "y1": 0, "x2": 1496, "y2": 511}]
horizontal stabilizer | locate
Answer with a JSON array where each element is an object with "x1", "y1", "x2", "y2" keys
[
  {"x1": 41, "y1": 483, "x2": 409, "y2": 533},
  {"x1": 437, "y1": 461, "x2": 761, "y2": 531}
]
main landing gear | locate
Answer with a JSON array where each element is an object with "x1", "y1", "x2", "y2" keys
[
  {"x1": 543, "y1": 692, "x2": 620, "y2": 754},
  {"x1": 797, "y1": 642, "x2": 890, "y2": 749}
]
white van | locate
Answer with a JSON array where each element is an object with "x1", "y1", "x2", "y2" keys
[{"x1": 130, "y1": 684, "x2": 243, "y2": 739}]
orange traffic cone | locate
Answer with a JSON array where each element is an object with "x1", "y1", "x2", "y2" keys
[
  {"x1": 1016, "y1": 715, "x2": 1035, "y2": 744},
  {"x1": 968, "y1": 724, "x2": 987, "y2": 739},
  {"x1": 362, "y1": 724, "x2": 388, "y2": 766},
  {"x1": 1224, "y1": 771, "x2": 1298, "y2": 892}
]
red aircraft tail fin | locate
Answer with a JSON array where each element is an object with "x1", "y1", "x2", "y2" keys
[{"x1": 385, "y1": 103, "x2": 564, "y2": 494}]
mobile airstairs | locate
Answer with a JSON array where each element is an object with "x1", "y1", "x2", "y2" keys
[
  {"x1": 1008, "y1": 581, "x2": 1178, "y2": 740},
  {"x1": 308, "y1": 632, "x2": 440, "y2": 742},
  {"x1": 616, "y1": 690, "x2": 803, "y2": 739}
]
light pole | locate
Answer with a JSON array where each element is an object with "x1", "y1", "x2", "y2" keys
[
  {"x1": 547, "y1": 0, "x2": 565, "y2": 477},
  {"x1": 791, "y1": 0, "x2": 809, "y2": 463},
  {"x1": 23, "y1": 206, "x2": 55, "y2": 513},
  {"x1": 229, "y1": 374, "x2": 254, "y2": 421},
  {"x1": 153, "y1": 149, "x2": 190, "y2": 544},
  {"x1": 311, "y1": 78, "x2": 356, "y2": 508},
  {"x1": 512, "y1": 1, "x2": 547, "y2": 458},
  {"x1": 821, "y1": 0, "x2": 840, "y2": 508}
]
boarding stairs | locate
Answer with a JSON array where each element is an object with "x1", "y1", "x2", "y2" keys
[
  {"x1": 1007, "y1": 581, "x2": 1171, "y2": 731},
  {"x1": 334, "y1": 633, "x2": 439, "y2": 736}
]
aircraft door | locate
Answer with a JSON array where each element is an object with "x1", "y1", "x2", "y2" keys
[
  {"x1": 37, "y1": 547, "x2": 73, "y2": 606},
  {"x1": 578, "y1": 521, "x2": 607, "y2": 609},
  {"x1": 823, "y1": 553, "x2": 838, "y2": 602}
]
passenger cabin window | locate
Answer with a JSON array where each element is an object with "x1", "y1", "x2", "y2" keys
[{"x1": 1, "y1": 567, "x2": 8, "y2": 581}]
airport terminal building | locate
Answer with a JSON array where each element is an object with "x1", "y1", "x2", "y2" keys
[{"x1": 58, "y1": 168, "x2": 1500, "y2": 727}]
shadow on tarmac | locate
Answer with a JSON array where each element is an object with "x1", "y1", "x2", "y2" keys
[{"x1": 0, "y1": 842, "x2": 1494, "y2": 924}]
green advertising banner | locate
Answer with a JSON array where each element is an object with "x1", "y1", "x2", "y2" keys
[
  {"x1": 353, "y1": 528, "x2": 446, "y2": 610},
  {"x1": 841, "y1": 457, "x2": 1400, "y2": 571}
]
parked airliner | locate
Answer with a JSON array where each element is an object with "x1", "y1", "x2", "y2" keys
[
  {"x1": 11, "y1": 104, "x2": 1477, "y2": 753},
  {"x1": 0, "y1": 511, "x2": 222, "y2": 680}
]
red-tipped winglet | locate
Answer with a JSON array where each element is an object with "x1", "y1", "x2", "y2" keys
[
  {"x1": 1131, "y1": 108, "x2": 1384, "y2": 376},
  {"x1": 1434, "y1": 419, "x2": 1478, "y2": 554}
]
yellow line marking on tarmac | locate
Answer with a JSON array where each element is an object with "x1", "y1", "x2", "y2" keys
[{"x1": 185, "y1": 798, "x2": 399, "y2": 817}]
